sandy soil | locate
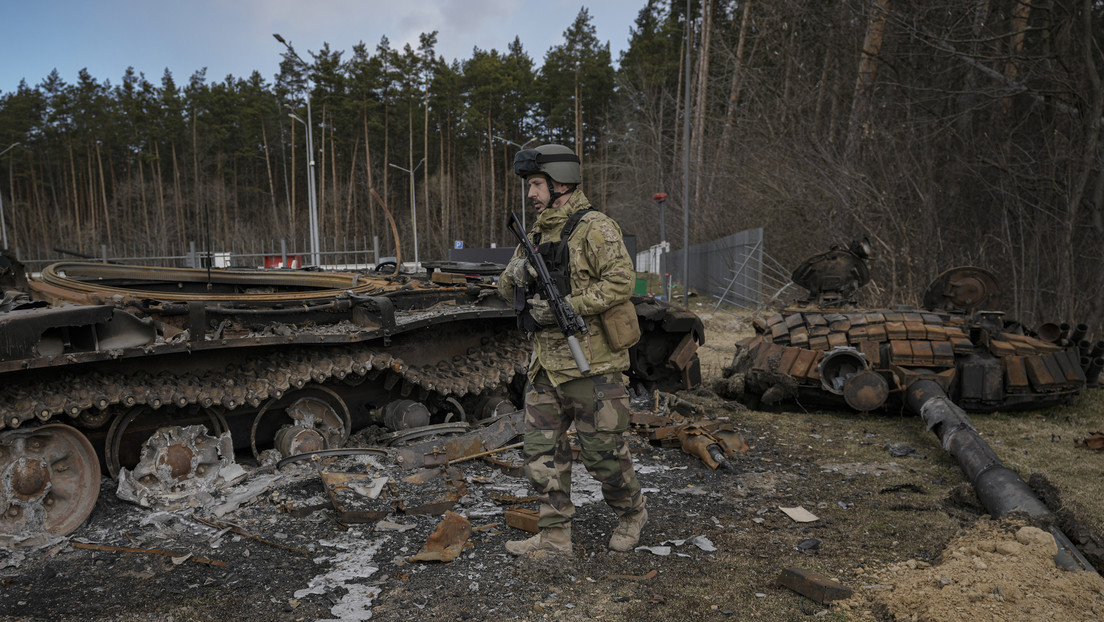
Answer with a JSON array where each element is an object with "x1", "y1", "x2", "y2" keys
[{"x1": 1, "y1": 304, "x2": 1102, "y2": 622}]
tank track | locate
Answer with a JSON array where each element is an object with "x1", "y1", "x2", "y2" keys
[{"x1": 0, "y1": 331, "x2": 530, "y2": 430}]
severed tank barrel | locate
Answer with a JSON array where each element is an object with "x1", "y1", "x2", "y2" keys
[{"x1": 905, "y1": 379, "x2": 1097, "y2": 574}]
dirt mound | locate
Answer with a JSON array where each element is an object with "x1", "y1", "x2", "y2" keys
[{"x1": 837, "y1": 517, "x2": 1104, "y2": 622}]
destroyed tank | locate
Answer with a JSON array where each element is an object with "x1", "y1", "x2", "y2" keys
[
  {"x1": 0, "y1": 253, "x2": 703, "y2": 546},
  {"x1": 723, "y1": 238, "x2": 1100, "y2": 414},
  {"x1": 720, "y1": 239, "x2": 1103, "y2": 573}
]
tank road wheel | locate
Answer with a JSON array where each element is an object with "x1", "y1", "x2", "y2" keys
[
  {"x1": 104, "y1": 405, "x2": 229, "y2": 479},
  {"x1": 251, "y1": 386, "x2": 351, "y2": 460},
  {"x1": 0, "y1": 424, "x2": 101, "y2": 547}
]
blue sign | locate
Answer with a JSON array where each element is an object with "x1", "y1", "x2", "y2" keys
[{"x1": 454, "y1": 240, "x2": 464, "y2": 249}]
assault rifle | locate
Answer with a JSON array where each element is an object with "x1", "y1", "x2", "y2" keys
[{"x1": 506, "y1": 211, "x2": 590, "y2": 374}]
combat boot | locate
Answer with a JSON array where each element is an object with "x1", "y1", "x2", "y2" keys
[
  {"x1": 608, "y1": 507, "x2": 648, "y2": 552},
  {"x1": 505, "y1": 525, "x2": 572, "y2": 556}
]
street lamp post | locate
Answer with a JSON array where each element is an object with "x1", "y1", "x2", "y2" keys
[
  {"x1": 653, "y1": 192, "x2": 669, "y2": 300},
  {"x1": 274, "y1": 34, "x2": 321, "y2": 267},
  {"x1": 389, "y1": 159, "x2": 424, "y2": 268},
  {"x1": 0, "y1": 142, "x2": 21, "y2": 250},
  {"x1": 652, "y1": 192, "x2": 668, "y2": 250},
  {"x1": 492, "y1": 135, "x2": 537, "y2": 231}
]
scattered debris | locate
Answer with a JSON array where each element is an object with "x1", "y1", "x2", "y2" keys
[
  {"x1": 796, "y1": 538, "x2": 821, "y2": 552},
  {"x1": 69, "y1": 540, "x2": 227, "y2": 567},
  {"x1": 193, "y1": 515, "x2": 311, "y2": 557},
  {"x1": 209, "y1": 474, "x2": 280, "y2": 517},
  {"x1": 636, "y1": 545, "x2": 672, "y2": 556},
  {"x1": 408, "y1": 511, "x2": 471, "y2": 563},
  {"x1": 1076, "y1": 432, "x2": 1104, "y2": 450},
  {"x1": 780, "y1": 506, "x2": 819, "y2": 523},
  {"x1": 609, "y1": 569, "x2": 658, "y2": 581},
  {"x1": 678, "y1": 422, "x2": 748, "y2": 472},
  {"x1": 395, "y1": 411, "x2": 524, "y2": 470},
  {"x1": 320, "y1": 467, "x2": 468, "y2": 523},
  {"x1": 777, "y1": 567, "x2": 853, "y2": 604},
  {"x1": 885, "y1": 443, "x2": 922, "y2": 458},
  {"x1": 504, "y1": 507, "x2": 539, "y2": 533},
  {"x1": 879, "y1": 483, "x2": 926, "y2": 495}
]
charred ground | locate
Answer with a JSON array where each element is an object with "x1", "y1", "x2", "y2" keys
[{"x1": 1, "y1": 307, "x2": 1102, "y2": 622}]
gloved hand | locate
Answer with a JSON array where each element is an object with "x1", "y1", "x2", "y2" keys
[
  {"x1": 527, "y1": 298, "x2": 557, "y2": 326},
  {"x1": 505, "y1": 256, "x2": 536, "y2": 286}
]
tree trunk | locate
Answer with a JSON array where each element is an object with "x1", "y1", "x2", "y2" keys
[
  {"x1": 153, "y1": 143, "x2": 167, "y2": 243},
  {"x1": 363, "y1": 111, "x2": 377, "y2": 248},
  {"x1": 97, "y1": 141, "x2": 112, "y2": 248},
  {"x1": 721, "y1": 0, "x2": 752, "y2": 149},
  {"x1": 845, "y1": 0, "x2": 890, "y2": 158},
  {"x1": 261, "y1": 119, "x2": 278, "y2": 230}
]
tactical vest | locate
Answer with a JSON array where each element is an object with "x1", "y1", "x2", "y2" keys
[{"x1": 516, "y1": 209, "x2": 592, "y2": 332}]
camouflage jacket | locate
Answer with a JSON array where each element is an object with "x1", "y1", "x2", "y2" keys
[{"x1": 498, "y1": 189, "x2": 634, "y2": 386}]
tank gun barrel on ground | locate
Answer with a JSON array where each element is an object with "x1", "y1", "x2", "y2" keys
[{"x1": 905, "y1": 379, "x2": 1096, "y2": 574}]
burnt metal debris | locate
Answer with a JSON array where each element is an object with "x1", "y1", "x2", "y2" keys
[
  {"x1": 721, "y1": 239, "x2": 1101, "y2": 574},
  {"x1": 0, "y1": 253, "x2": 704, "y2": 546}
]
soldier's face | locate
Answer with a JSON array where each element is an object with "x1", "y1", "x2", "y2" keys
[
  {"x1": 527, "y1": 176, "x2": 568, "y2": 213},
  {"x1": 526, "y1": 176, "x2": 552, "y2": 212}
]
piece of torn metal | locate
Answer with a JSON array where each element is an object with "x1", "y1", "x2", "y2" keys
[
  {"x1": 677, "y1": 422, "x2": 748, "y2": 471},
  {"x1": 209, "y1": 474, "x2": 280, "y2": 517},
  {"x1": 776, "y1": 567, "x2": 853, "y2": 603},
  {"x1": 1076, "y1": 432, "x2": 1104, "y2": 450},
  {"x1": 408, "y1": 511, "x2": 471, "y2": 562},
  {"x1": 635, "y1": 545, "x2": 672, "y2": 556},
  {"x1": 504, "y1": 507, "x2": 539, "y2": 533},
  {"x1": 659, "y1": 535, "x2": 717, "y2": 552},
  {"x1": 395, "y1": 411, "x2": 523, "y2": 470},
  {"x1": 115, "y1": 425, "x2": 238, "y2": 510}
]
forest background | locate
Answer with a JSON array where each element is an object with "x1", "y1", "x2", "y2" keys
[{"x1": 1, "y1": 0, "x2": 1102, "y2": 334}]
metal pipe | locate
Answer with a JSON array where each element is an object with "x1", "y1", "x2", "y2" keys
[
  {"x1": 1090, "y1": 340, "x2": 1104, "y2": 360},
  {"x1": 905, "y1": 379, "x2": 1097, "y2": 573},
  {"x1": 1086, "y1": 357, "x2": 1103, "y2": 387}
]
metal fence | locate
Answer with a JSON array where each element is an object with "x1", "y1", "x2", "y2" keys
[{"x1": 636, "y1": 227, "x2": 793, "y2": 311}]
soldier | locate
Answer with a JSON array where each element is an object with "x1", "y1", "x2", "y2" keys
[{"x1": 498, "y1": 144, "x2": 647, "y2": 555}]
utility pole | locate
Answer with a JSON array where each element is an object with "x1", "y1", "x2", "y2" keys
[{"x1": 273, "y1": 34, "x2": 321, "y2": 267}]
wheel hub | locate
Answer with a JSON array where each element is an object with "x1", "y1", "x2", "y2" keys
[
  {"x1": 10, "y1": 458, "x2": 50, "y2": 501},
  {"x1": 158, "y1": 443, "x2": 197, "y2": 481}
]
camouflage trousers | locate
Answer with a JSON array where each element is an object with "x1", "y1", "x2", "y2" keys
[{"x1": 522, "y1": 371, "x2": 645, "y2": 530}]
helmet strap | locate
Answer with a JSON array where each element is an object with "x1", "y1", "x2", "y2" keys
[{"x1": 545, "y1": 175, "x2": 576, "y2": 208}]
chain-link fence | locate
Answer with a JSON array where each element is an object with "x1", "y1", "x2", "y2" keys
[{"x1": 636, "y1": 227, "x2": 792, "y2": 311}]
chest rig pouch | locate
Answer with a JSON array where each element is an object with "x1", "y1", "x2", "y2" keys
[{"x1": 515, "y1": 209, "x2": 593, "y2": 332}]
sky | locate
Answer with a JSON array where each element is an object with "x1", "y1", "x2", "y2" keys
[{"x1": 1, "y1": 0, "x2": 647, "y2": 95}]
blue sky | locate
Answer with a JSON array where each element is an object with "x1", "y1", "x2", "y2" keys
[{"x1": 2, "y1": 0, "x2": 646, "y2": 94}]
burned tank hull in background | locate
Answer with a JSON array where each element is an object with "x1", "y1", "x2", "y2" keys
[
  {"x1": 723, "y1": 240, "x2": 1098, "y2": 414},
  {"x1": 0, "y1": 255, "x2": 703, "y2": 546},
  {"x1": 720, "y1": 240, "x2": 1101, "y2": 573}
]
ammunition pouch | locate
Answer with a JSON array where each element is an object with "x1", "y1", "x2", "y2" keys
[{"x1": 601, "y1": 299, "x2": 641, "y2": 352}]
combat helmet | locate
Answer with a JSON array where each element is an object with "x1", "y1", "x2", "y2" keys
[{"x1": 512, "y1": 144, "x2": 581, "y2": 185}]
